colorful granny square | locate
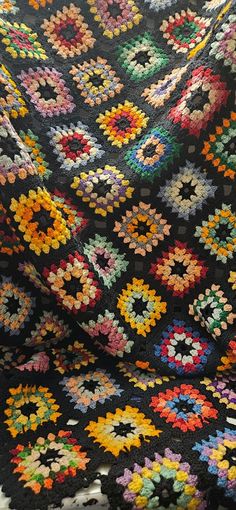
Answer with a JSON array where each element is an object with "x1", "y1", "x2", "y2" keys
[
  {"x1": 10, "y1": 430, "x2": 89, "y2": 493},
  {"x1": 0, "y1": 64, "x2": 28, "y2": 118},
  {"x1": 0, "y1": 276, "x2": 34, "y2": 336},
  {"x1": 144, "y1": 0, "x2": 178, "y2": 12},
  {"x1": 202, "y1": 111, "x2": 236, "y2": 180},
  {"x1": 189, "y1": 284, "x2": 235, "y2": 340},
  {"x1": 117, "y1": 277, "x2": 167, "y2": 337},
  {"x1": 48, "y1": 121, "x2": 104, "y2": 171},
  {"x1": 0, "y1": 115, "x2": 36, "y2": 185},
  {"x1": 43, "y1": 252, "x2": 101, "y2": 314},
  {"x1": 87, "y1": 0, "x2": 142, "y2": 39},
  {"x1": 24, "y1": 310, "x2": 70, "y2": 347},
  {"x1": 15, "y1": 351, "x2": 50, "y2": 373},
  {"x1": 18, "y1": 261, "x2": 50, "y2": 295},
  {"x1": 0, "y1": 204, "x2": 24, "y2": 256},
  {"x1": 150, "y1": 241, "x2": 208, "y2": 297},
  {"x1": 18, "y1": 67, "x2": 75, "y2": 118},
  {"x1": 117, "y1": 361, "x2": 171, "y2": 390},
  {"x1": 70, "y1": 56, "x2": 123, "y2": 106},
  {"x1": 169, "y1": 66, "x2": 229, "y2": 137},
  {"x1": 203, "y1": 0, "x2": 227, "y2": 9},
  {"x1": 96, "y1": 101, "x2": 148, "y2": 147},
  {"x1": 193, "y1": 429, "x2": 236, "y2": 501},
  {"x1": 154, "y1": 319, "x2": 214, "y2": 375},
  {"x1": 195, "y1": 203, "x2": 236, "y2": 263},
  {"x1": 84, "y1": 234, "x2": 129, "y2": 289},
  {"x1": 4, "y1": 384, "x2": 61, "y2": 437},
  {"x1": 19, "y1": 129, "x2": 51, "y2": 180},
  {"x1": 52, "y1": 341, "x2": 96, "y2": 374},
  {"x1": 10, "y1": 188, "x2": 71, "y2": 256},
  {"x1": 117, "y1": 32, "x2": 169, "y2": 82},
  {"x1": 160, "y1": 9, "x2": 211, "y2": 54},
  {"x1": 114, "y1": 201, "x2": 171, "y2": 256},
  {"x1": 217, "y1": 341, "x2": 236, "y2": 372},
  {"x1": 85, "y1": 405, "x2": 160, "y2": 456},
  {"x1": 210, "y1": 14, "x2": 236, "y2": 72},
  {"x1": 41, "y1": 3, "x2": 95, "y2": 58},
  {"x1": 28, "y1": 0, "x2": 53, "y2": 8},
  {"x1": 81, "y1": 310, "x2": 134, "y2": 357},
  {"x1": 0, "y1": 0, "x2": 18, "y2": 14},
  {"x1": 150, "y1": 384, "x2": 218, "y2": 432},
  {"x1": 125, "y1": 126, "x2": 181, "y2": 180},
  {"x1": 158, "y1": 161, "x2": 217, "y2": 220},
  {"x1": 117, "y1": 448, "x2": 207, "y2": 509},
  {"x1": 201, "y1": 373, "x2": 236, "y2": 411},
  {"x1": 52, "y1": 190, "x2": 88, "y2": 238},
  {"x1": 0, "y1": 347, "x2": 26, "y2": 371},
  {"x1": 142, "y1": 65, "x2": 188, "y2": 109},
  {"x1": 60, "y1": 369, "x2": 123, "y2": 413},
  {"x1": 0, "y1": 19, "x2": 47, "y2": 59},
  {"x1": 71, "y1": 165, "x2": 134, "y2": 216}
]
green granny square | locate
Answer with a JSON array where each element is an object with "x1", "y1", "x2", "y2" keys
[{"x1": 117, "y1": 32, "x2": 169, "y2": 82}]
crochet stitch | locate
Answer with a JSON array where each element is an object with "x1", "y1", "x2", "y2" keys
[{"x1": 0, "y1": 1, "x2": 235, "y2": 509}]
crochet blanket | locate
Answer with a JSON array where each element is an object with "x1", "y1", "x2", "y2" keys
[{"x1": 0, "y1": 0, "x2": 235, "y2": 509}]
